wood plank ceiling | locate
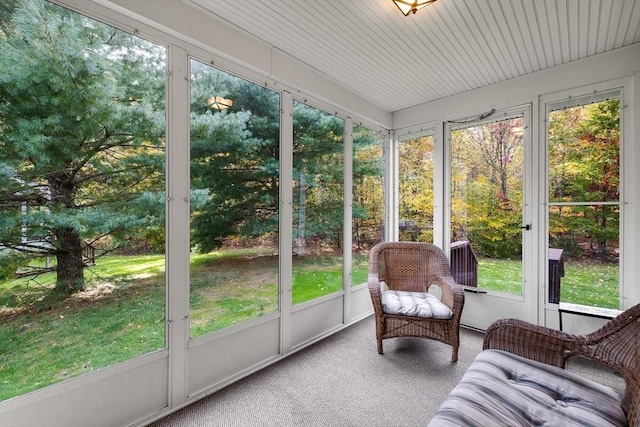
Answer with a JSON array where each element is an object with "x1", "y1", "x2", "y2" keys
[{"x1": 189, "y1": 0, "x2": 640, "y2": 112}]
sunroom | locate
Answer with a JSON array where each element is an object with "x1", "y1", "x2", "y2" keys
[{"x1": 0, "y1": 0, "x2": 639, "y2": 426}]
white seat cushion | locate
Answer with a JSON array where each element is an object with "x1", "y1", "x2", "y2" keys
[{"x1": 381, "y1": 290, "x2": 453, "y2": 319}]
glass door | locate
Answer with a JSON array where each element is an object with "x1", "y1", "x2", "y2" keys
[{"x1": 448, "y1": 110, "x2": 530, "y2": 329}]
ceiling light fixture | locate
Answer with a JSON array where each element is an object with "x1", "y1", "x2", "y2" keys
[
  {"x1": 393, "y1": 0, "x2": 437, "y2": 16},
  {"x1": 207, "y1": 96, "x2": 233, "y2": 110}
]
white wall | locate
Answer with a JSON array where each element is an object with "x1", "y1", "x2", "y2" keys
[{"x1": 393, "y1": 44, "x2": 639, "y2": 129}]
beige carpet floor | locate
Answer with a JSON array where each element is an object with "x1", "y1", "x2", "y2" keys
[{"x1": 147, "y1": 315, "x2": 625, "y2": 427}]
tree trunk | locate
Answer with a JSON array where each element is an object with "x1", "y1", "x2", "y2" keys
[
  {"x1": 297, "y1": 175, "x2": 306, "y2": 256},
  {"x1": 55, "y1": 227, "x2": 86, "y2": 293}
]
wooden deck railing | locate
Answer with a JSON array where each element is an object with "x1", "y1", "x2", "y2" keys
[
  {"x1": 450, "y1": 240, "x2": 478, "y2": 287},
  {"x1": 450, "y1": 241, "x2": 564, "y2": 303}
]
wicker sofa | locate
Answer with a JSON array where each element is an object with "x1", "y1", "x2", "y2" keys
[{"x1": 429, "y1": 303, "x2": 640, "y2": 427}]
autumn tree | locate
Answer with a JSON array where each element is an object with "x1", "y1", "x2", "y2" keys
[
  {"x1": 548, "y1": 100, "x2": 620, "y2": 260},
  {"x1": 450, "y1": 117, "x2": 524, "y2": 258},
  {"x1": 398, "y1": 135, "x2": 434, "y2": 242}
]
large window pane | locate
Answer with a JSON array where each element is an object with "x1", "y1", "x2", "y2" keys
[
  {"x1": 352, "y1": 125, "x2": 385, "y2": 286},
  {"x1": 189, "y1": 60, "x2": 280, "y2": 337},
  {"x1": 450, "y1": 117, "x2": 524, "y2": 293},
  {"x1": 547, "y1": 97, "x2": 620, "y2": 308},
  {"x1": 549, "y1": 99, "x2": 620, "y2": 204},
  {"x1": 399, "y1": 133, "x2": 434, "y2": 242},
  {"x1": 0, "y1": 0, "x2": 166, "y2": 399},
  {"x1": 549, "y1": 206, "x2": 619, "y2": 307},
  {"x1": 292, "y1": 101, "x2": 344, "y2": 304}
]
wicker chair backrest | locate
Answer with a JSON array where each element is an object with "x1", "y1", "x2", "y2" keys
[{"x1": 375, "y1": 242, "x2": 453, "y2": 293}]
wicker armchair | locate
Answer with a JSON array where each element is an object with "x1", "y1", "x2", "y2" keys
[
  {"x1": 368, "y1": 242, "x2": 465, "y2": 361},
  {"x1": 483, "y1": 303, "x2": 640, "y2": 426}
]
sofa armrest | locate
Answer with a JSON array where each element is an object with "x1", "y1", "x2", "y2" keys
[
  {"x1": 483, "y1": 318, "x2": 584, "y2": 368},
  {"x1": 484, "y1": 304, "x2": 640, "y2": 425}
]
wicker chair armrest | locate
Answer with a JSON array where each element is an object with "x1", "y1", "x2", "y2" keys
[
  {"x1": 367, "y1": 273, "x2": 383, "y2": 312},
  {"x1": 483, "y1": 318, "x2": 585, "y2": 368},
  {"x1": 432, "y1": 276, "x2": 465, "y2": 313}
]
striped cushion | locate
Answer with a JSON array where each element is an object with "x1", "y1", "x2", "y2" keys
[
  {"x1": 381, "y1": 290, "x2": 453, "y2": 319},
  {"x1": 428, "y1": 349, "x2": 627, "y2": 427}
]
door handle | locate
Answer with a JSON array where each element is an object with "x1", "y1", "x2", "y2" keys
[{"x1": 521, "y1": 224, "x2": 531, "y2": 231}]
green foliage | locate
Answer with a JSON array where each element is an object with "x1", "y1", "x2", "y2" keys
[
  {"x1": 449, "y1": 102, "x2": 619, "y2": 262},
  {"x1": 399, "y1": 135, "x2": 434, "y2": 241},
  {"x1": 548, "y1": 100, "x2": 620, "y2": 260},
  {"x1": 451, "y1": 118, "x2": 524, "y2": 258},
  {"x1": 0, "y1": 251, "x2": 29, "y2": 281},
  {"x1": 189, "y1": 61, "x2": 280, "y2": 252},
  {"x1": 0, "y1": 0, "x2": 166, "y2": 292},
  {"x1": 292, "y1": 102, "x2": 345, "y2": 248},
  {"x1": 189, "y1": 70, "x2": 385, "y2": 254},
  {"x1": 549, "y1": 101, "x2": 619, "y2": 203},
  {"x1": 352, "y1": 125, "x2": 384, "y2": 246}
]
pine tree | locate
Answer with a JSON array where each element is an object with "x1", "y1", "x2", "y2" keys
[{"x1": 0, "y1": 0, "x2": 165, "y2": 293}]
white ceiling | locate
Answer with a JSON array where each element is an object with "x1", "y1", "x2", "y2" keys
[{"x1": 190, "y1": 0, "x2": 640, "y2": 112}]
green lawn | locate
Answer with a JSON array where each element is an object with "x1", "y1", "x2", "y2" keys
[
  {"x1": 477, "y1": 258, "x2": 523, "y2": 294},
  {"x1": 0, "y1": 251, "x2": 618, "y2": 400},
  {"x1": 475, "y1": 258, "x2": 619, "y2": 308},
  {"x1": 0, "y1": 250, "x2": 353, "y2": 399},
  {"x1": 0, "y1": 255, "x2": 166, "y2": 400},
  {"x1": 189, "y1": 250, "x2": 279, "y2": 336}
]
